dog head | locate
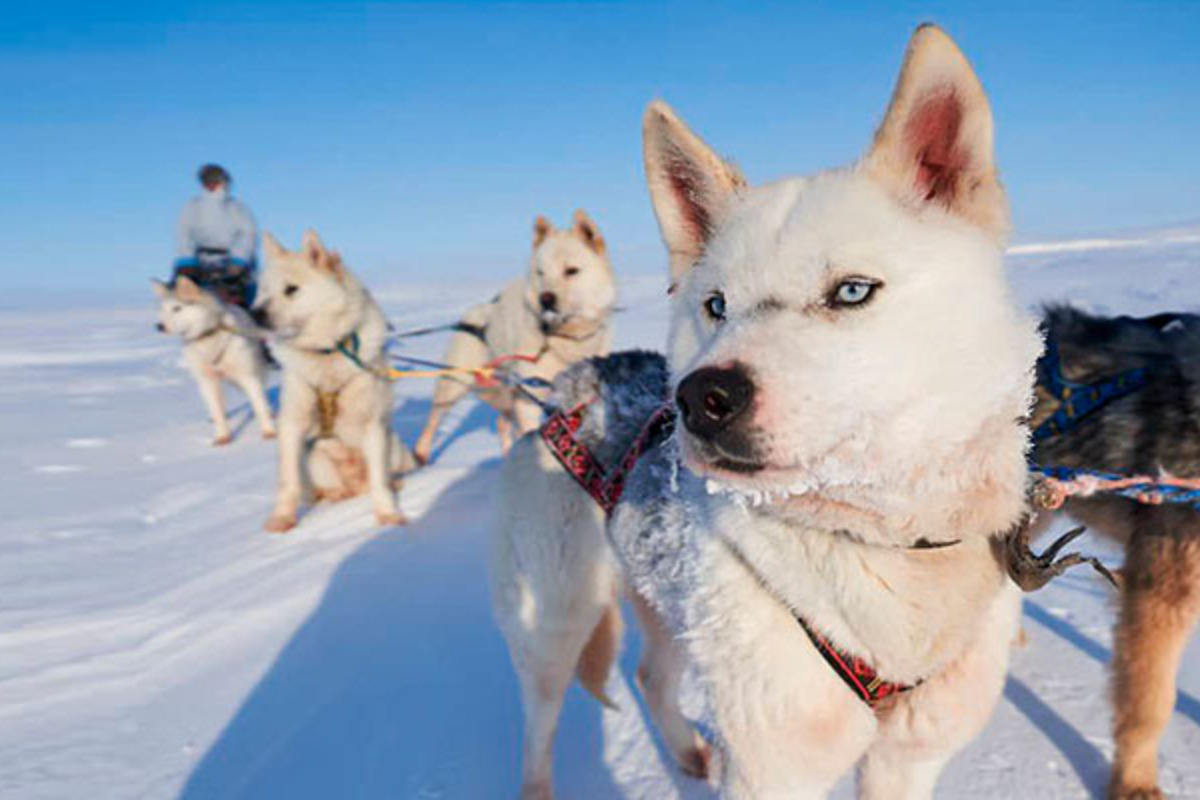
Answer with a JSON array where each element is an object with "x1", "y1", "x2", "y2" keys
[
  {"x1": 152, "y1": 276, "x2": 226, "y2": 340},
  {"x1": 256, "y1": 230, "x2": 368, "y2": 351},
  {"x1": 644, "y1": 25, "x2": 1039, "y2": 540},
  {"x1": 527, "y1": 211, "x2": 616, "y2": 336}
]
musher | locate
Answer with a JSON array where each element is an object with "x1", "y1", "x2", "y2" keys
[{"x1": 172, "y1": 163, "x2": 259, "y2": 309}]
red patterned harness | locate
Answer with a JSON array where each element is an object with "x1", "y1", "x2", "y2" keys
[
  {"x1": 539, "y1": 401, "x2": 913, "y2": 710},
  {"x1": 540, "y1": 401, "x2": 675, "y2": 516}
]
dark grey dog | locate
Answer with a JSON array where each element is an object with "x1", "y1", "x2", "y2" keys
[{"x1": 1034, "y1": 305, "x2": 1200, "y2": 800}]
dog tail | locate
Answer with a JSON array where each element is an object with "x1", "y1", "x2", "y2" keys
[{"x1": 576, "y1": 601, "x2": 622, "y2": 710}]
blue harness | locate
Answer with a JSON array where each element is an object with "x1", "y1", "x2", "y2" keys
[
  {"x1": 1032, "y1": 336, "x2": 1147, "y2": 442},
  {"x1": 1030, "y1": 325, "x2": 1200, "y2": 511}
]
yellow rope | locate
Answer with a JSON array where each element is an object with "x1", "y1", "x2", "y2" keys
[{"x1": 379, "y1": 365, "x2": 497, "y2": 381}]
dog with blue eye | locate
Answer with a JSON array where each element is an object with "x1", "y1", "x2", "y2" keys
[{"x1": 490, "y1": 25, "x2": 1040, "y2": 799}]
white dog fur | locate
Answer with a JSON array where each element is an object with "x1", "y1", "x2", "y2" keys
[
  {"x1": 492, "y1": 24, "x2": 1041, "y2": 800},
  {"x1": 413, "y1": 211, "x2": 616, "y2": 463},
  {"x1": 153, "y1": 275, "x2": 275, "y2": 446},
  {"x1": 257, "y1": 230, "x2": 413, "y2": 532}
]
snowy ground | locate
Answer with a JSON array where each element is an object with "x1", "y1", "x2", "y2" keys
[{"x1": 2, "y1": 226, "x2": 1199, "y2": 800}]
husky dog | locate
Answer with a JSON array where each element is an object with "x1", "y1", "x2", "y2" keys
[
  {"x1": 492, "y1": 25, "x2": 1042, "y2": 799},
  {"x1": 1033, "y1": 306, "x2": 1200, "y2": 800},
  {"x1": 412, "y1": 211, "x2": 616, "y2": 464},
  {"x1": 153, "y1": 275, "x2": 275, "y2": 446},
  {"x1": 491, "y1": 351, "x2": 709, "y2": 799},
  {"x1": 256, "y1": 230, "x2": 413, "y2": 532}
]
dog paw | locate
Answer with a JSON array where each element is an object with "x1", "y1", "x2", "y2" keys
[
  {"x1": 375, "y1": 511, "x2": 409, "y2": 527},
  {"x1": 263, "y1": 514, "x2": 297, "y2": 533},
  {"x1": 213, "y1": 434, "x2": 233, "y2": 447},
  {"x1": 677, "y1": 741, "x2": 712, "y2": 780},
  {"x1": 412, "y1": 449, "x2": 430, "y2": 467},
  {"x1": 1110, "y1": 788, "x2": 1163, "y2": 800}
]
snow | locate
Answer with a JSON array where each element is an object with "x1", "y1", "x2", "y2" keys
[{"x1": 2, "y1": 226, "x2": 1199, "y2": 799}]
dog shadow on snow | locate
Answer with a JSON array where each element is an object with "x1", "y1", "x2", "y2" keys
[
  {"x1": 1003, "y1": 599, "x2": 1200, "y2": 798},
  {"x1": 180, "y1": 454, "x2": 706, "y2": 800}
]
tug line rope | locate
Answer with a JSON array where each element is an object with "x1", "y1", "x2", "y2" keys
[{"x1": 1031, "y1": 464, "x2": 1200, "y2": 511}]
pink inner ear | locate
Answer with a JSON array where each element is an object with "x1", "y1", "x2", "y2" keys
[
  {"x1": 667, "y1": 155, "x2": 712, "y2": 246},
  {"x1": 905, "y1": 89, "x2": 966, "y2": 205}
]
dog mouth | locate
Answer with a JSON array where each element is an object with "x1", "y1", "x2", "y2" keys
[
  {"x1": 708, "y1": 456, "x2": 766, "y2": 474},
  {"x1": 690, "y1": 436, "x2": 874, "y2": 510},
  {"x1": 680, "y1": 430, "x2": 767, "y2": 475}
]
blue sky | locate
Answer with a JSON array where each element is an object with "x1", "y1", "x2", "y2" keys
[{"x1": 2, "y1": 1, "x2": 1198, "y2": 294}]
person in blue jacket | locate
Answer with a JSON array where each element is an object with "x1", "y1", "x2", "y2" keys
[{"x1": 172, "y1": 164, "x2": 259, "y2": 308}]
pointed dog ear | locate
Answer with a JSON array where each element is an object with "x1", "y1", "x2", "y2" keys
[
  {"x1": 323, "y1": 250, "x2": 347, "y2": 281},
  {"x1": 174, "y1": 275, "x2": 204, "y2": 303},
  {"x1": 864, "y1": 24, "x2": 1008, "y2": 239},
  {"x1": 262, "y1": 231, "x2": 286, "y2": 262},
  {"x1": 572, "y1": 209, "x2": 606, "y2": 255},
  {"x1": 301, "y1": 229, "x2": 327, "y2": 263},
  {"x1": 151, "y1": 279, "x2": 170, "y2": 299},
  {"x1": 643, "y1": 100, "x2": 745, "y2": 283},
  {"x1": 533, "y1": 215, "x2": 554, "y2": 247}
]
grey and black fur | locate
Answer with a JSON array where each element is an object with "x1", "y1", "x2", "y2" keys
[
  {"x1": 546, "y1": 349, "x2": 671, "y2": 467},
  {"x1": 1033, "y1": 304, "x2": 1200, "y2": 800}
]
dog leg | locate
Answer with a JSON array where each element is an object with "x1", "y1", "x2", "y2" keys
[
  {"x1": 1110, "y1": 525, "x2": 1200, "y2": 800},
  {"x1": 496, "y1": 414, "x2": 515, "y2": 454},
  {"x1": 862, "y1": 586, "x2": 1019, "y2": 800},
  {"x1": 414, "y1": 393, "x2": 454, "y2": 466},
  {"x1": 415, "y1": 327, "x2": 489, "y2": 464},
  {"x1": 389, "y1": 431, "x2": 417, "y2": 478},
  {"x1": 576, "y1": 599, "x2": 622, "y2": 709},
  {"x1": 198, "y1": 372, "x2": 232, "y2": 446},
  {"x1": 857, "y1": 748, "x2": 949, "y2": 800},
  {"x1": 631, "y1": 591, "x2": 710, "y2": 779},
  {"x1": 239, "y1": 373, "x2": 276, "y2": 440},
  {"x1": 364, "y1": 418, "x2": 406, "y2": 527},
  {"x1": 515, "y1": 652, "x2": 576, "y2": 800},
  {"x1": 265, "y1": 383, "x2": 313, "y2": 532}
]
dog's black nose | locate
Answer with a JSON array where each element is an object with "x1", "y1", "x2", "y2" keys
[
  {"x1": 675, "y1": 364, "x2": 754, "y2": 440},
  {"x1": 539, "y1": 291, "x2": 558, "y2": 312},
  {"x1": 155, "y1": 323, "x2": 166, "y2": 333}
]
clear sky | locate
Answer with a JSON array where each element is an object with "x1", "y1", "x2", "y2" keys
[{"x1": 2, "y1": 1, "x2": 1198, "y2": 294}]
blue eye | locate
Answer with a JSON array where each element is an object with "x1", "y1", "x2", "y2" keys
[
  {"x1": 704, "y1": 291, "x2": 726, "y2": 321},
  {"x1": 830, "y1": 278, "x2": 880, "y2": 308}
]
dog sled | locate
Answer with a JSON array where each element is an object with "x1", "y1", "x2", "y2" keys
[{"x1": 171, "y1": 247, "x2": 257, "y2": 310}]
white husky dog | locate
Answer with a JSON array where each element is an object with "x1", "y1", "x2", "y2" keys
[
  {"x1": 412, "y1": 211, "x2": 616, "y2": 463},
  {"x1": 153, "y1": 275, "x2": 275, "y2": 445},
  {"x1": 257, "y1": 230, "x2": 413, "y2": 533},
  {"x1": 492, "y1": 25, "x2": 1041, "y2": 800}
]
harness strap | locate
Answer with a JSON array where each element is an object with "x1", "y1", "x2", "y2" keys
[
  {"x1": 540, "y1": 402, "x2": 675, "y2": 516},
  {"x1": 1032, "y1": 336, "x2": 1147, "y2": 442},
  {"x1": 315, "y1": 390, "x2": 339, "y2": 440},
  {"x1": 795, "y1": 616, "x2": 912, "y2": 708},
  {"x1": 454, "y1": 321, "x2": 488, "y2": 343}
]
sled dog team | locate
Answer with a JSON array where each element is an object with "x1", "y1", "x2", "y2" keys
[{"x1": 153, "y1": 25, "x2": 1198, "y2": 800}]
